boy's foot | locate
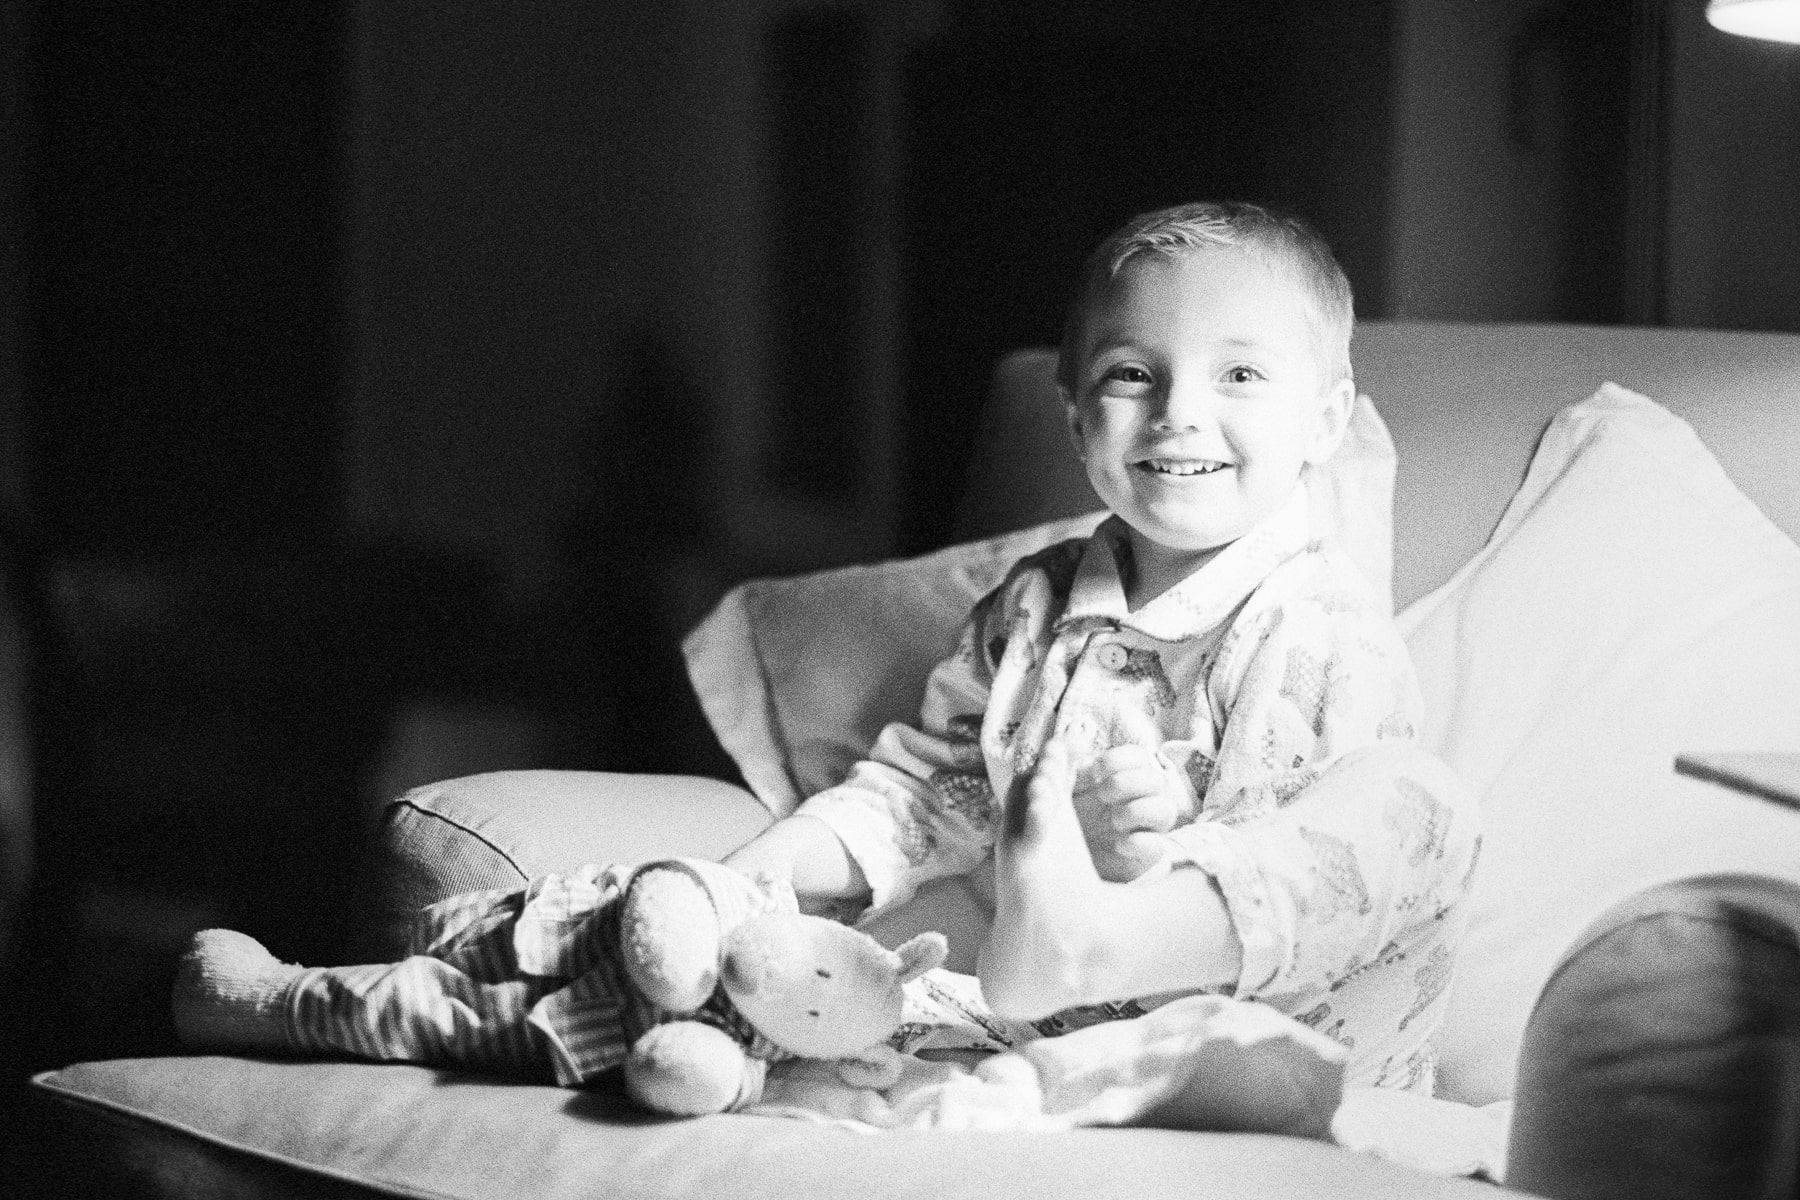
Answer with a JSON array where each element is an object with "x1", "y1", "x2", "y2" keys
[
  {"x1": 171, "y1": 928, "x2": 304, "y2": 1051},
  {"x1": 980, "y1": 740, "x2": 1117, "y2": 1019}
]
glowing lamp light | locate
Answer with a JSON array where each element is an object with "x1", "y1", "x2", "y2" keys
[{"x1": 1707, "y1": 0, "x2": 1800, "y2": 43}]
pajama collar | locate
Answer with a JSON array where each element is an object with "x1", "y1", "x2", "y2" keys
[{"x1": 1062, "y1": 487, "x2": 1313, "y2": 642}]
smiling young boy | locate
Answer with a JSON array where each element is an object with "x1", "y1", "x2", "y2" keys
[{"x1": 727, "y1": 202, "x2": 1480, "y2": 1091}]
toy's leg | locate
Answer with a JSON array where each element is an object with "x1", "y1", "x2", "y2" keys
[
  {"x1": 172, "y1": 929, "x2": 305, "y2": 1052},
  {"x1": 172, "y1": 927, "x2": 551, "y2": 1076},
  {"x1": 284, "y1": 954, "x2": 548, "y2": 1077}
]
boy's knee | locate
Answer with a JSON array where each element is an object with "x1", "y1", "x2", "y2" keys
[
  {"x1": 1305, "y1": 744, "x2": 1482, "y2": 891},
  {"x1": 1322, "y1": 744, "x2": 1477, "y2": 824}
]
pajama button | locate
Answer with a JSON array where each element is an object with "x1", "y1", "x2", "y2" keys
[{"x1": 1096, "y1": 643, "x2": 1128, "y2": 671}]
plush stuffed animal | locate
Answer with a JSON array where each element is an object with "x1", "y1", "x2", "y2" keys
[
  {"x1": 172, "y1": 860, "x2": 947, "y2": 1118},
  {"x1": 616, "y1": 863, "x2": 947, "y2": 1114}
]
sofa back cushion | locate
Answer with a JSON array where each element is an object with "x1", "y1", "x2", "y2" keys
[
  {"x1": 957, "y1": 321, "x2": 1800, "y2": 611},
  {"x1": 1397, "y1": 383, "x2": 1800, "y2": 1103},
  {"x1": 1356, "y1": 321, "x2": 1800, "y2": 609}
]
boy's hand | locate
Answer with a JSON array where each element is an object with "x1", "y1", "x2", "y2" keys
[{"x1": 1070, "y1": 745, "x2": 1194, "y2": 882}]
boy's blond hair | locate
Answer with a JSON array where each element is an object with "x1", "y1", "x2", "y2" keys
[{"x1": 1056, "y1": 201, "x2": 1355, "y2": 390}]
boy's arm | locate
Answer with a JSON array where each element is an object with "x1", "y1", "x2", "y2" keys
[
  {"x1": 1203, "y1": 574, "x2": 1422, "y2": 824},
  {"x1": 982, "y1": 737, "x2": 1479, "y2": 1018},
  {"x1": 1152, "y1": 576, "x2": 1476, "y2": 1002},
  {"x1": 983, "y1": 574, "x2": 1467, "y2": 1016},
  {"x1": 727, "y1": 583, "x2": 1014, "y2": 915},
  {"x1": 1165, "y1": 740, "x2": 1480, "y2": 1000},
  {"x1": 723, "y1": 814, "x2": 871, "y2": 916}
]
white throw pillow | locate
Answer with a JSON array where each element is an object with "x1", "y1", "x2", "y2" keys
[
  {"x1": 1399, "y1": 383, "x2": 1800, "y2": 1106},
  {"x1": 683, "y1": 514, "x2": 1101, "y2": 815}
]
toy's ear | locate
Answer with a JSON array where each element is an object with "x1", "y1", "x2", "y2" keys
[
  {"x1": 890, "y1": 931, "x2": 948, "y2": 985},
  {"x1": 719, "y1": 941, "x2": 769, "y2": 998}
]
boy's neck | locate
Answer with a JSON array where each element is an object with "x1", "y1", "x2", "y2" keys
[{"x1": 1117, "y1": 533, "x2": 1226, "y2": 612}]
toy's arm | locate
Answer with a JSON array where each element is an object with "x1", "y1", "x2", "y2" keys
[
  {"x1": 620, "y1": 859, "x2": 799, "y2": 1014},
  {"x1": 624, "y1": 1021, "x2": 767, "y2": 1116},
  {"x1": 835, "y1": 1043, "x2": 906, "y2": 1091}
]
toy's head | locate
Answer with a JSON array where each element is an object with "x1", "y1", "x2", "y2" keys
[{"x1": 720, "y1": 915, "x2": 946, "y2": 1058}]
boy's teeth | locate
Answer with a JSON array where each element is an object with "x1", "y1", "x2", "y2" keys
[{"x1": 1147, "y1": 459, "x2": 1225, "y2": 476}]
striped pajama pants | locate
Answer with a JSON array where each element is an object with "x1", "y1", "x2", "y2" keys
[
  {"x1": 279, "y1": 878, "x2": 640, "y2": 1082},
  {"x1": 285, "y1": 956, "x2": 561, "y2": 1078}
]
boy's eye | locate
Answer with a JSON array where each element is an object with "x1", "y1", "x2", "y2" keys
[
  {"x1": 1102, "y1": 365, "x2": 1152, "y2": 386},
  {"x1": 1224, "y1": 366, "x2": 1265, "y2": 385}
]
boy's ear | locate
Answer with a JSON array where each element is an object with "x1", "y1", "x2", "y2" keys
[
  {"x1": 1303, "y1": 379, "x2": 1357, "y2": 466},
  {"x1": 1060, "y1": 389, "x2": 1086, "y2": 459}
]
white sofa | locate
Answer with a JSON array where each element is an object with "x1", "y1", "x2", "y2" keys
[{"x1": 27, "y1": 320, "x2": 1800, "y2": 1199}]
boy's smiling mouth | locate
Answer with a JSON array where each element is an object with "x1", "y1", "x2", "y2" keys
[{"x1": 1140, "y1": 458, "x2": 1229, "y2": 477}]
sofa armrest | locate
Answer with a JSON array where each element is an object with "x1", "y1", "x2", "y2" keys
[
  {"x1": 1507, "y1": 872, "x2": 1800, "y2": 1199},
  {"x1": 356, "y1": 769, "x2": 772, "y2": 960}
]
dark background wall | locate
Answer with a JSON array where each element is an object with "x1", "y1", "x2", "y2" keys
[{"x1": 0, "y1": 0, "x2": 1796, "y2": 1085}]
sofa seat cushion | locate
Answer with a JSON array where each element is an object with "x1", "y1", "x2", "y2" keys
[{"x1": 30, "y1": 1057, "x2": 1504, "y2": 1200}]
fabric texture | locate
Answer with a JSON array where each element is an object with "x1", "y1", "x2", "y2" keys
[
  {"x1": 1398, "y1": 383, "x2": 1800, "y2": 1105},
  {"x1": 684, "y1": 396, "x2": 1397, "y2": 819}
]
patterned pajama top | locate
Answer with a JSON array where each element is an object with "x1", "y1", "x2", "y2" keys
[{"x1": 798, "y1": 489, "x2": 1483, "y2": 1091}]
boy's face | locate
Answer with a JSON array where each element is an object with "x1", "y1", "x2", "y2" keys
[{"x1": 1062, "y1": 247, "x2": 1353, "y2": 589}]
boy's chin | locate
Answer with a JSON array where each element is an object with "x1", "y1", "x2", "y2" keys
[
  {"x1": 1125, "y1": 529, "x2": 1234, "y2": 573},
  {"x1": 1124, "y1": 523, "x2": 1240, "y2": 560}
]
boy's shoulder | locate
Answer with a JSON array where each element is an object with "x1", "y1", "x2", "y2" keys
[
  {"x1": 964, "y1": 531, "x2": 1092, "y2": 635},
  {"x1": 1243, "y1": 541, "x2": 1393, "y2": 628},
  {"x1": 989, "y1": 530, "x2": 1091, "y2": 603}
]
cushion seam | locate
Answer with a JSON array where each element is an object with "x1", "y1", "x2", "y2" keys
[{"x1": 388, "y1": 798, "x2": 530, "y2": 886}]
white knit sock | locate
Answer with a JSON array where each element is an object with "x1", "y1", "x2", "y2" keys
[{"x1": 170, "y1": 928, "x2": 305, "y2": 1052}]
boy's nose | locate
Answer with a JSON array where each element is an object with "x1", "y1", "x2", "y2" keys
[{"x1": 1150, "y1": 378, "x2": 1215, "y2": 431}]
